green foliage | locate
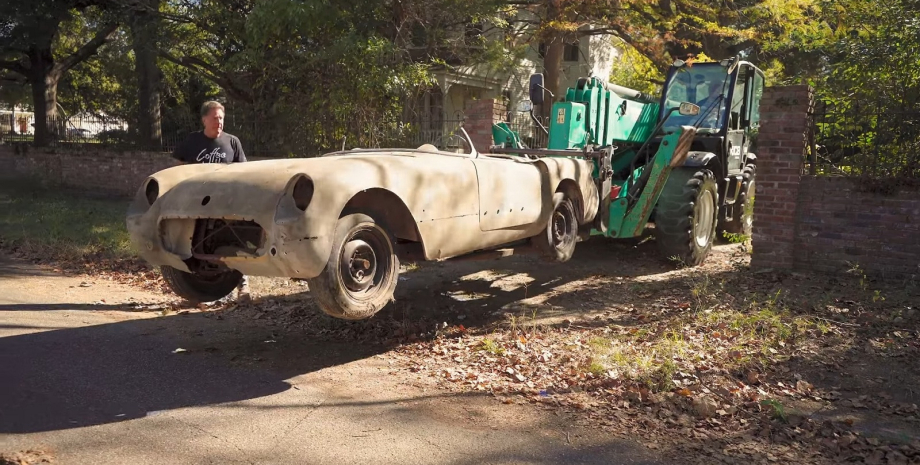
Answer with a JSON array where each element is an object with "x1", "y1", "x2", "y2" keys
[
  {"x1": 55, "y1": 10, "x2": 135, "y2": 119},
  {"x1": 150, "y1": 0, "x2": 513, "y2": 155},
  {"x1": 771, "y1": 0, "x2": 920, "y2": 178},
  {"x1": 478, "y1": 338, "x2": 506, "y2": 355},
  {"x1": 0, "y1": 82, "x2": 30, "y2": 111},
  {"x1": 760, "y1": 399, "x2": 787, "y2": 422},
  {"x1": 9, "y1": 0, "x2": 916, "y2": 167},
  {"x1": 608, "y1": 38, "x2": 664, "y2": 95}
]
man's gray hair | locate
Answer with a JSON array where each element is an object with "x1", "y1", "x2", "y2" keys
[{"x1": 200, "y1": 100, "x2": 225, "y2": 117}]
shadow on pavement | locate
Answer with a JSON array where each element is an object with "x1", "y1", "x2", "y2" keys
[
  {"x1": 0, "y1": 236, "x2": 734, "y2": 442},
  {"x1": 0, "y1": 256, "x2": 58, "y2": 279},
  {"x1": 0, "y1": 309, "x2": 384, "y2": 435},
  {"x1": 0, "y1": 236, "x2": 686, "y2": 437},
  {"x1": 0, "y1": 303, "x2": 156, "y2": 312}
]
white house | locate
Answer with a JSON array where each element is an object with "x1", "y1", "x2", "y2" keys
[
  {"x1": 0, "y1": 105, "x2": 34, "y2": 135},
  {"x1": 404, "y1": 17, "x2": 621, "y2": 148}
]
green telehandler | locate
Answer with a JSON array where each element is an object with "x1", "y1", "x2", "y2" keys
[{"x1": 491, "y1": 56, "x2": 765, "y2": 266}]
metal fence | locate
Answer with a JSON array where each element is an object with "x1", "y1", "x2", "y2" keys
[
  {"x1": 0, "y1": 113, "x2": 469, "y2": 157},
  {"x1": 505, "y1": 112, "x2": 549, "y2": 149},
  {"x1": 807, "y1": 99, "x2": 920, "y2": 178},
  {"x1": 0, "y1": 113, "x2": 131, "y2": 146}
]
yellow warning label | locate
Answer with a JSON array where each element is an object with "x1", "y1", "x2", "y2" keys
[{"x1": 556, "y1": 108, "x2": 566, "y2": 124}]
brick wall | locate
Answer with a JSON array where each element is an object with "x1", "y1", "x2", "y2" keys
[
  {"x1": 749, "y1": 85, "x2": 814, "y2": 271},
  {"x1": 749, "y1": 85, "x2": 920, "y2": 279},
  {"x1": 0, "y1": 145, "x2": 280, "y2": 198},
  {"x1": 795, "y1": 178, "x2": 920, "y2": 278},
  {"x1": 464, "y1": 98, "x2": 507, "y2": 153},
  {"x1": 0, "y1": 145, "x2": 180, "y2": 197}
]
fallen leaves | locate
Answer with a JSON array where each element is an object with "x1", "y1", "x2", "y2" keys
[
  {"x1": 0, "y1": 449, "x2": 55, "y2": 465},
  {"x1": 375, "y1": 269, "x2": 920, "y2": 465},
  {"x1": 8, "y1": 208, "x2": 920, "y2": 465}
]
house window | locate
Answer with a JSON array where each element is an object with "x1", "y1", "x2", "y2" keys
[
  {"x1": 564, "y1": 40, "x2": 580, "y2": 62},
  {"x1": 537, "y1": 40, "x2": 581, "y2": 62},
  {"x1": 423, "y1": 89, "x2": 444, "y2": 131}
]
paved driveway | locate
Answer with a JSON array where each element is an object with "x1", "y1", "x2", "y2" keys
[{"x1": 0, "y1": 256, "x2": 664, "y2": 464}]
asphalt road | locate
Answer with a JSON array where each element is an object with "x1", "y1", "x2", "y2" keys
[{"x1": 0, "y1": 255, "x2": 667, "y2": 464}]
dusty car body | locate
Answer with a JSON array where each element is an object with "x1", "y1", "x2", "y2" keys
[{"x1": 127, "y1": 142, "x2": 599, "y2": 319}]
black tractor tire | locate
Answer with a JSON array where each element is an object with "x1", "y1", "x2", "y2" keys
[
  {"x1": 532, "y1": 192, "x2": 578, "y2": 262},
  {"x1": 307, "y1": 213, "x2": 399, "y2": 320},
  {"x1": 160, "y1": 265, "x2": 243, "y2": 303},
  {"x1": 718, "y1": 164, "x2": 756, "y2": 238},
  {"x1": 654, "y1": 168, "x2": 720, "y2": 267}
]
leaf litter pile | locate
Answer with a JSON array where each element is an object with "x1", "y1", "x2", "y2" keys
[
  {"x1": 219, "y1": 248, "x2": 919, "y2": 465},
  {"x1": 0, "y1": 241, "x2": 169, "y2": 295}
]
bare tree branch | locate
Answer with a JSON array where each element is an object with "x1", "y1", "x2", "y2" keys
[
  {"x1": 1, "y1": 72, "x2": 26, "y2": 83},
  {"x1": 0, "y1": 60, "x2": 26, "y2": 75},
  {"x1": 52, "y1": 22, "x2": 120, "y2": 78},
  {"x1": 157, "y1": 49, "x2": 253, "y2": 103}
]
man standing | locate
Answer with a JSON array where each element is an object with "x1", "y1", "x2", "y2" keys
[
  {"x1": 172, "y1": 100, "x2": 251, "y2": 302},
  {"x1": 173, "y1": 101, "x2": 247, "y2": 164}
]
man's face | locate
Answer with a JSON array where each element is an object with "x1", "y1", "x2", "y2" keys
[{"x1": 202, "y1": 108, "x2": 224, "y2": 136}]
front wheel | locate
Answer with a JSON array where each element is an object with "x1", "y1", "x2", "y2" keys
[
  {"x1": 654, "y1": 168, "x2": 719, "y2": 266},
  {"x1": 307, "y1": 213, "x2": 399, "y2": 320},
  {"x1": 532, "y1": 192, "x2": 578, "y2": 262},
  {"x1": 159, "y1": 264, "x2": 243, "y2": 303}
]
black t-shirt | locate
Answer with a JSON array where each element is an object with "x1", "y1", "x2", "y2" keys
[{"x1": 172, "y1": 131, "x2": 247, "y2": 164}]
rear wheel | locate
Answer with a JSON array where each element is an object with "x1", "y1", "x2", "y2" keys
[
  {"x1": 307, "y1": 213, "x2": 399, "y2": 320},
  {"x1": 160, "y1": 264, "x2": 243, "y2": 303},
  {"x1": 532, "y1": 192, "x2": 578, "y2": 262},
  {"x1": 719, "y1": 164, "x2": 756, "y2": 238},
  {"x1": 654, "y1": 168, "x2": 719, "y2": 266}
]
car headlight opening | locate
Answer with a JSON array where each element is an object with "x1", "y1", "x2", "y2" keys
[
  {"x1": 292, "y1": 175, "x2": 314, "y2": 211},
  {"x1": 145, "y1": 178, "x2": 159, "y2": 205}
]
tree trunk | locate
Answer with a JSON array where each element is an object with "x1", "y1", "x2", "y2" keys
[
  {"x1": 130, "y1": 0, "x2": 163, "y2": 149},
  {"x1": 19, "y1": 21, "x2": 117, "y2": 147},
  {"x1": 540, "y1": 32, "x2": 566, "y2": 122},
  {"x1": 537, "y1": 0, "x2": 567, "y2": 122},
  {"x1": 28, "y1": 56, "x2": 58, "y2": 147}
]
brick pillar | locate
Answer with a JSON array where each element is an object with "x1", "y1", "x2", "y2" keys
[
  {"x1": 749, "y1": 85, "x2": 814, "y2": 271},
  {"x1": 463, "y1": 98, "x2": 507, "y2": 153}
]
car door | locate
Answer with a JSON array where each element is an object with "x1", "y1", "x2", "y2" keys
[{"x1": 472, "y1": 156, "x2": 545, "y2": 231}]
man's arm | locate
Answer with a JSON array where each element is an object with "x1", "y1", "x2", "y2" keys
[{"x1": 233, "y1": 136, "x2": 247, "y2": 162}]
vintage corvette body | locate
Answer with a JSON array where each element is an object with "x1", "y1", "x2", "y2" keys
[{"x1": 127, "y1": 143, "x2": 600, "y2": 319}]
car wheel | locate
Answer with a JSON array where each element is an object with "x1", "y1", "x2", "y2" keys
[
  {"x1": 533, "y1": 192, "x2": 578, "y2": 262},
  {"x1": 307, "y1": 213, "x2": 399, "y2": 320},
  {"x1": 654, "y1": 168, "x2": 719, "y2": 267},
  {"x1": 159, "y1": 265, "x2": 243, "y2": 303}
]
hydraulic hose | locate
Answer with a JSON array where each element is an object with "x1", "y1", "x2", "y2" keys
[{"x1": 597, "y1": 81, "x2": 660, "y2": 105}]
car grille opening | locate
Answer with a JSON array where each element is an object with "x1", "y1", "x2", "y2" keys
[{"x1": 190, "y1": 219, "x2": 266, "y2": 259}]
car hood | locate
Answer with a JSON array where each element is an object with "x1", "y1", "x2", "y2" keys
[{"x1": 147, "y1": 150, "x2": 475, "y2": 221}]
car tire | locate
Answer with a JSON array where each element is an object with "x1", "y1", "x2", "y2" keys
[
  {"x1": 160, "y1": 265, "x2": 243, "y2": 303},
  {"x1": 654, "y1": 168, "x2": 719, "y2": 267},
  {"x1": 532, "y1": 192, "x2": 578, "y2": 263},
  {"x1": 718, "y1": 163, "x2": 755, "y2": 238},
  {"x1": 307, "y1": 213, "x2": 399, "y2": 320}
]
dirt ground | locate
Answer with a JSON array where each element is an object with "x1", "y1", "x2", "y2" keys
[
  {"x1": 3, "y1": 235, "x2": 919, "y2": 464},
  {"x1": 0, "y1": 253, "x2": 665, "y2": 465}
]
